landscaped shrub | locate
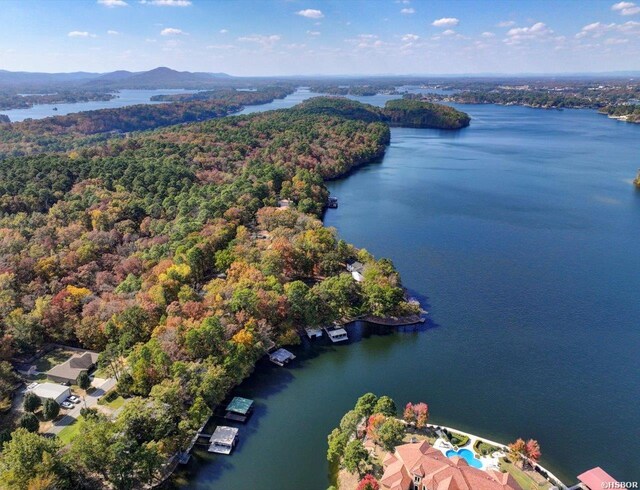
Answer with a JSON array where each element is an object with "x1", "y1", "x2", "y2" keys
[
  {"x1": 474, "y1": 439, "x2": 501, "y2": 456},
  {"x1": 450, "y1": 432, "x2": 469, "y2": 447}
]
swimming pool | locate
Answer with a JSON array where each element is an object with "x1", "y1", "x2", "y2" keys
[{"x1": 445, "y1": 448, "x2": 483, "y2": 469}]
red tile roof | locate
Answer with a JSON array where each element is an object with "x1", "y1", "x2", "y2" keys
[
  {"x1": 380, "y1": 441, "x2": 519, "y2": 490},
  {"x1": 577, "y1": 467, "x2": 618, "y2": 490}
]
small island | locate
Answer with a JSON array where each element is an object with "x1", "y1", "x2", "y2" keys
[{"x1": 634, "y1": 169, "x2": 640, "y2": 188}]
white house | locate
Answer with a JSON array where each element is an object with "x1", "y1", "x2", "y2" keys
[
  {"x1": 346, "y1": 261, "x2": 365, "y2": 282},
  {"x1": 30, "y1": 383, "x2": 71, "y2": 404}
]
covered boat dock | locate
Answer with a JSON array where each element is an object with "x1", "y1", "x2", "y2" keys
[
  {"x1": 208, "y1": 426, "x2": 239, "y2": 454},
  {"x1": 224, "y1": 396, "x2": 254, "y2": 422},
  {"x1": 269, "y1": 348, "x2": 296, "y2": 366}
]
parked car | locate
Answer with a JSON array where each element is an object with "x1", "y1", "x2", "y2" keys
[
  {"x1": 68, "y1": 395, "x2": 80, "y2": 404},
  {"x1": 61, "y1": 401, "x2": 74, "y2": 409}
]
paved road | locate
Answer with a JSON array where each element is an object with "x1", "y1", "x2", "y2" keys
[{"x1": 46, "y1": 377, "x2": 116, "y2": 435}]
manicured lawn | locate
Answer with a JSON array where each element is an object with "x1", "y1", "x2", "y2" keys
[
  {"x1": 57, "y1": 416, "x2": 83, "y2": 445},
  {"x1": 92, "y1": 366, "x2": 110, "y2": 379},
  {"x1": 105, "y1": 396, "x2": 125, "y2": 410},
  {"x1": 500, "y1": 461, "x2": 553, "y2": 490}
]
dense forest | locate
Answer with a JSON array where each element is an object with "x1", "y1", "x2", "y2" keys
[
  {"x1": 0, "y1": 86, "x2": 294, "y2": 158},
  {"x1": 0, "y1": 95, "x2": 465, "y2": 489}
]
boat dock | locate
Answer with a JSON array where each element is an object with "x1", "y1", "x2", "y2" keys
[
  {"x1": 208, "y1": 426, "x2": 239, "y2": 455},
  {"x1": 327, "y1": 196, "x2": 338, "y2": 208},
  {"x1": 324, "y1": 325, "x2": 348, "y2": 342},
  {"x1": 305, "y1": 326, "x2": 323, "y2": 339},
  {"x1": 269, "y1": 348, "x2": 296, "y2": 366},
  {"x1": 224, "y1": 396, "x2": 254, "y2": 422}
]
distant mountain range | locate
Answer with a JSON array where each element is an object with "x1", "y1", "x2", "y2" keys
[
  {"x1": 1, "y1": 67, "x2": 639, "y2": 91},
  {"x1": 0, "y1": 67, "x2": 233, "y2": 90}
]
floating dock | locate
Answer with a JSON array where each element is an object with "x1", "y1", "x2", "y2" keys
[{"x1": 327, "y1": 196, "x2": 338, "y2": 208}]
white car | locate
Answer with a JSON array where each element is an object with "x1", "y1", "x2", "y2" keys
[
  {"x1": 68, "y1": 395, "x2": 81, "y2": 404},
  {"x1": 61, "y1": 401, "x2": 74, "y2": 410}
]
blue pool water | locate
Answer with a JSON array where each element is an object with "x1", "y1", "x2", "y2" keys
[{"x1": 445, "y1": 448, "x2": 483, "y2": 469}]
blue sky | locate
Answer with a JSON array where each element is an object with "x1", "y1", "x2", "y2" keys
[{"x1": 1, "y1": 0, "x2": 639, "y2": 75}]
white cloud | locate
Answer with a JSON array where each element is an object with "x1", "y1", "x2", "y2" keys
[
  {"x1": 68, "y1": 31, "x2": 96, "y2": 38},
  {"x1": 307, "y1": 30, "x2": 321, "y2": 36},
  {"x1": 400, "y1": 8, "x2": 415, "y2": 14},
  {"x1": 605, "y1": 37, "x2": 629, "y2": 44},
  {"x1": 432, "y1": 17, "x2": 459, "y2": 27},
  {"x1": 107, "y1": 30, "x2": 120, "y2": 35},
  {"x1": 505, "y1": 22, "x2": 553, "y2": 44},
  {"x1": 442, "y1": 29, "x2": 456, "y2": 36},
  {"x1": 402, "y1": 33, "x2": 420, "y2": 41},
  {"x1": 497, "y1": 20, "x2": 516, "y2": 27},
  {"x1": 297, "y1": 9, "x2": 324, "y2": 19},
  {"x1": 481, "y1": 31, "x2": 495, "y2": 38},
  {"x1": 220, "y1": 29, "x2": 228, "y2": 34},
  {"x1": 612, "y1": 1, "x2": 640, "y2": 15},
  {"x1": 160, "y1": 27, "x2": 187, "y2": 36},
  {"x1": 238, "y1": 34, "x2": 282, "y2": 47},
  {"x1": 98, "y1": 0, "x2": 128, "y2": 6},
  {"x1": 576, "y1": 20, "x2": 640, "y2": 38},
  {"x1": 207, "y1": 44, "x2": 235, "y2": 50},
  {"x1": 140, "y1": 0, "x2": 192, "y2": 5}
]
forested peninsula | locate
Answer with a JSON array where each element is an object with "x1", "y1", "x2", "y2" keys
[
  {"x1": 0, "y1": 94, "x2": 469, "y2": 489},
  {"x1": 0, "y1": 91, "x2": 116, "y2": 111},
  {"x1": 295, "y1": 97, "x2": 471, "y2": 129},
  {"x1": 0, "y1": 86, "x2": 294, "y2": 158}
]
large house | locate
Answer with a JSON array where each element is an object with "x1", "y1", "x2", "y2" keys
[
  {"x1": 47, "y1": 351, "x2": 99, "y2": 385},
  {"x1": 380, "y1": 441, "x2": 518, "y2": 490}
]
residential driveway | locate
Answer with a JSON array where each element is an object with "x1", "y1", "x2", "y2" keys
[{"x1": 46, "y1": 377, "x2": 116, "y2": 435}]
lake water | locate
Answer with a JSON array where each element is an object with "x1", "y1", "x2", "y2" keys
[
  {"x1": 171, "y1": 91, "x2": 640, "y2": 488},
  {"x1": 0, "y1": 89, "x2": 197, "y2": 122}
]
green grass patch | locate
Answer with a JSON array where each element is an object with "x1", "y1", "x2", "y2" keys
[
  {"x1": 499, "y1": 461, "x2": 553, "y2": 490},
  {"x1": 92, "y1": 366, "x2": 110, "y2": 379},
  {"x1": 105, "y1": 396, "x2": 125, "y2": 410},
  {"x1": 97, "y1": 389, "x2": 119, "y2": 406},
  {"x1": 57, "y1": 416, "x2": 84, "y2": 445}
]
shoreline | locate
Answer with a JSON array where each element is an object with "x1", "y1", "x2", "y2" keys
[{"x1": 424, "y1": 422, "x2": 568, "y2": 489}]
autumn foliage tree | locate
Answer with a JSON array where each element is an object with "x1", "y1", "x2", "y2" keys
[
  {"x1": 357, "y1": 474, "x2": 380, "y2": 490},
  {"x1": 508, "y1": 438, "x2": 541, "y2": 468},
  {"x1": 403, "y1": 402, "x2": 429, "y2": 429}
]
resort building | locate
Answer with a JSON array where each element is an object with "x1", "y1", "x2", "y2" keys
[
  {"x1": 380, "y1": 440, "x2": 518, "y2": 490},
  {"x1": 30, "y1": 383, "x2": 71, "y2": 404},
  {"x1": 47, "y1": 351, "x2": 99, "y2": 385}
]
